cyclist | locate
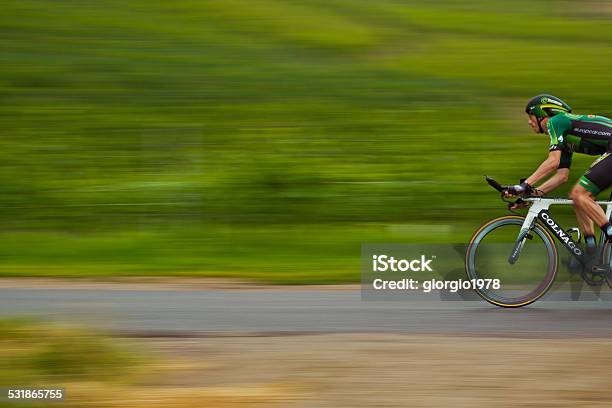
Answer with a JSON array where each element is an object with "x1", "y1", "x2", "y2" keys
[{"x1": 505, "y1": 94, "x2": 612, "y2": 259}]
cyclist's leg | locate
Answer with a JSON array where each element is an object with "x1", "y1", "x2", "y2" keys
[
  {"x1": 573, "y1": 198, "x2": 594, "y2": 235},
  {"x1": 572, "y1": 153, "x2": 612, "y2": 244},
  {"x1": 571, "y1": 184, "x2": 600, "y2": 258},
  {"x1": 571, "y1": 184, "x2": 605, "y2": 230}
]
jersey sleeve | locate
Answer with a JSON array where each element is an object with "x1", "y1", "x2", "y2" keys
[
  {"x1": 547, "y1": 114, "x2": 570, "y2": 151},
  {"x1": 558, "y1": 149, "x2": 573, "y2": 169}
]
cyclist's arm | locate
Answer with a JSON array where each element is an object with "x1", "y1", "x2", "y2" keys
[
  {"x1": 534, "y1": 168, "x2": 569, "y2": 195},
  {"x1": 532, "y1": 149, "x2": 572, "y2": 194},
  {"x1": 525, "y1": 150, "x2": 561, "y2": 186}
]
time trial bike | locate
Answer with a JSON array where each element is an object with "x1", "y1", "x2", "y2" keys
[{"x1": 465, "y1": 176, "x2": 612, "y2": 308}]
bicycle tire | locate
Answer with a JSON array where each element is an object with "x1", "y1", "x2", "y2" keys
[
  {"x1": 602, "y1": 241, "x2": 612, "y2": 290},
  {"x1": 466, "y1": 215, "x2": 558, "y2": 308}
]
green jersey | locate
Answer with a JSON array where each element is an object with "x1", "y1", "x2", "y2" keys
[{"x1": 547, "y1": 112, "x2": 612, "y2": 169}]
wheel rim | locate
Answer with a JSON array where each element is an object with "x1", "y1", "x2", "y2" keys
[
  {"x1": 467, "y1": 217, "x2": 557, "y2": 307},
  {"x1": 603, "y1": 242, "x2": 612, "y2": 290}
]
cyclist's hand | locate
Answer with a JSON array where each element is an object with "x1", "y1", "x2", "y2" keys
[
  {"x1": 503, "y1": 182, "x2": 534, "y2": 197},
  {"x1": 509, "y1": 198, "x2": 529, "y2": 210}
]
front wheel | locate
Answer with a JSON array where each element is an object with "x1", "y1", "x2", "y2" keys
[{"x1": 466, "y1": 215, "x2": 558, "y2": 307}]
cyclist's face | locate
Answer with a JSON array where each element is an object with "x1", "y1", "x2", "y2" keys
[{"x1": 528, "y1": 114, "x2": 543, "y2": 134}]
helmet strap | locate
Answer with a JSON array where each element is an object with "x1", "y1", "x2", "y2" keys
[{"x1": 536, "y1": 116, "x2": 544, "y2": 133}]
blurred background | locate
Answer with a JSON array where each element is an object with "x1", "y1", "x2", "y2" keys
[
  {"x1": 3, "y1": 3, "x2": 612, "y2": 407},
  {"x1": 2, "y1": 0, "x2": 611, "y2": 283}
]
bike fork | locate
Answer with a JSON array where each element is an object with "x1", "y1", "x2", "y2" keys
[
  {"x1": 508, "y1": 214, "x2": 539, "y2": 265},
  {"x1": 508, "y1": 229, "x2": 532, "y2": 264}
]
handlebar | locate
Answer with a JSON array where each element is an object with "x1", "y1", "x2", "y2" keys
[
  {"x1": 485, "y1": 176, "x2": 504, "y2": 192},
  {"x1": 484, "y1": 175, "x2": 526, "y2": 210}
]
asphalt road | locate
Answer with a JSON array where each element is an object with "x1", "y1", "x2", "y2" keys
[{"x1": 3, "y1": 284, "x2": 612, "y2": 336}]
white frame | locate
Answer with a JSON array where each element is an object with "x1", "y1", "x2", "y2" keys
[{"x1": 520, "y1": 196, "x2": 612, "y2": 244}]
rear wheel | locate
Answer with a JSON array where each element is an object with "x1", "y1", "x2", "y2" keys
[
  {"x1": 466, "y1": 216, "x2": 558, "y2": 307},
  {"x1": 602, "y1": 241, "x2": 612, "y2": 290}
]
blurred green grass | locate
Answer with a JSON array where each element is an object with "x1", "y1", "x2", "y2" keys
[
  {"x1": 1, "y1": 1, "x2": 610, "y2": 282},
  {"x1": 0, "y1": 223, "x2": 465, "y2": 283}
]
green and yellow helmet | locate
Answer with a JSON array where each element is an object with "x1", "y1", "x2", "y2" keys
[{"x1": 525, "y1": 94, "x2": 572, "y2": 119}]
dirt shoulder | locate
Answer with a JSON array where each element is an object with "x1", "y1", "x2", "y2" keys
[{"x1": 111, "y1": 333, "x2": 612, "y2": 408}]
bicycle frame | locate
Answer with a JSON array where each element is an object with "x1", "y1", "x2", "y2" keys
[{"x1": 511, "y1": 195, "x2": 612, "y2": 266}]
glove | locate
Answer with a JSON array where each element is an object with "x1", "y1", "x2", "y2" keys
[
  {"x1": 509, "y1": 198, "x2": 530, "y2": 210},
  {"x1": 504, "y1": 182, "x2": 534, "y2": 197}
]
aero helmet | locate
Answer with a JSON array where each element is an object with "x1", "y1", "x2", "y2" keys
[{"x1": 525, "y1": 94, "x2": 572, "y2": 119}]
